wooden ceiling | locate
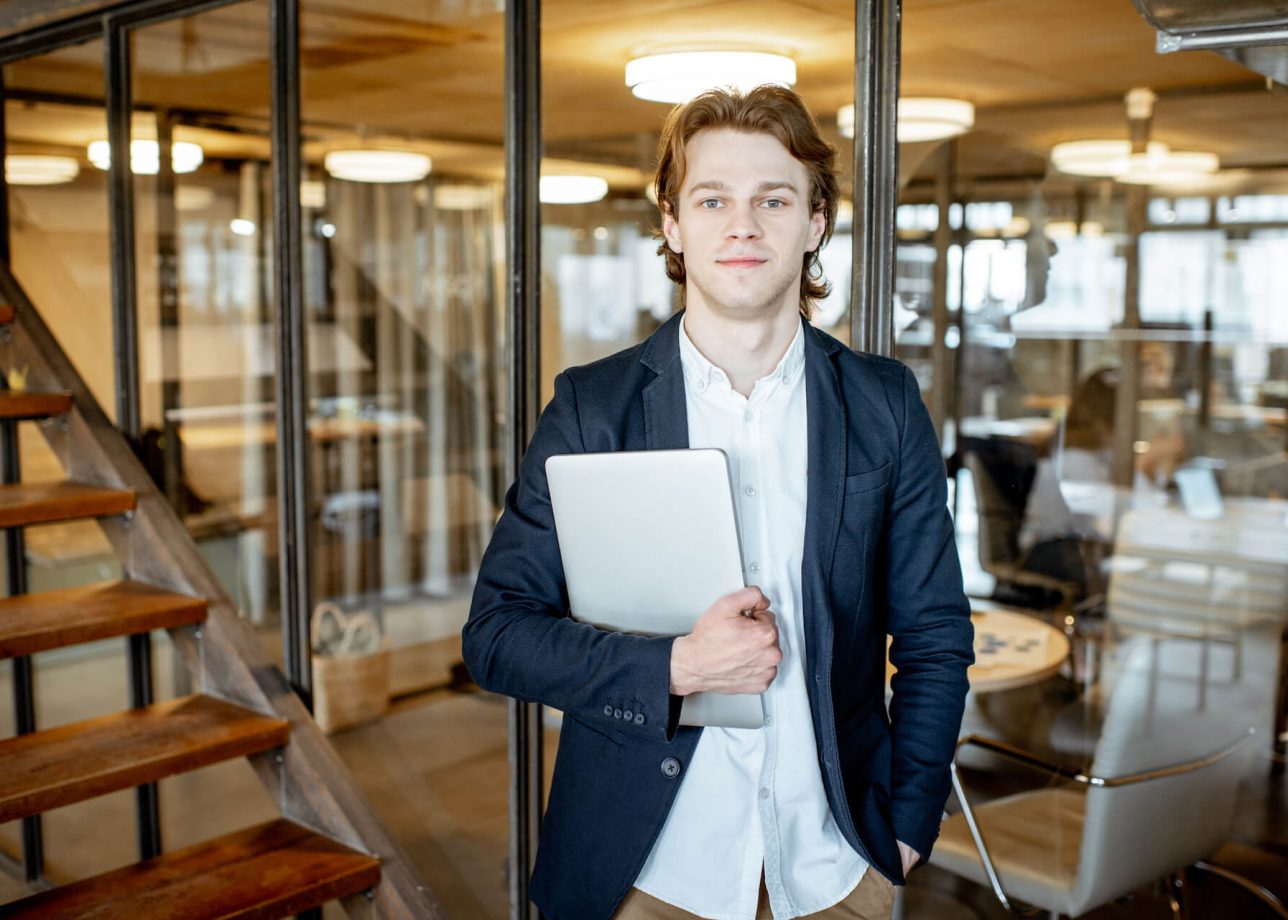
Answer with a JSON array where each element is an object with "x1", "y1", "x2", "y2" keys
[{"x1": 4, "y1": 0, "x2": 1287, "y2": 195}]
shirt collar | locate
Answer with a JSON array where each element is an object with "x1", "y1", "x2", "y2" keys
[{"x1": 678, "y1": 314, "x2": 806, "y2": 395}]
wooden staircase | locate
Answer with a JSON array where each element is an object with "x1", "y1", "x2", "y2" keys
[{"x1": 0, "y1": 283, "x2": 432, "y2": 915}]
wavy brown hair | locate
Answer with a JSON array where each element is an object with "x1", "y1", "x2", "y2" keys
[{"x1": 654, "y1": 85, "x2": 840, "y2": 318}]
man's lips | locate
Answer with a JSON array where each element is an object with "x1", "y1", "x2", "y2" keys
[{"x1": 717, "y1": 257, "x2": 767, "y2": 268}]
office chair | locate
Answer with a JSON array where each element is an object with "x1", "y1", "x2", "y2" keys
[
  {"x1": 930, "y1": 636, "x2": 1272, "y2": 919},
  {"x1": 965, "y1": 449, "x2": 1082, "y2": 612}
]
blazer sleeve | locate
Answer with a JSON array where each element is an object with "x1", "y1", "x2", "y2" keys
[
  {"x1": 461, "y1": 371, "x2": 683, "y2": 741},
  {"x1": 884, "y1": 365, "x2": 975, "y2": 860}
]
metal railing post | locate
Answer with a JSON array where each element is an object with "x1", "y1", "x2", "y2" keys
[
  {"x1": 850, "y1": 0, "x2": 902, "y2": 359},
  {"x1": 0, "y1": 63, "x2": 44, "y2": 887},
  {"x1": 270, "y1": 0, "x2": 313, "y2": 707},
  {"x1": 105, "y1": 13, "x2": 162, "y2": 862},
  {"x1": 505, "y1": 0, "x2": 543, "y2": 915}
]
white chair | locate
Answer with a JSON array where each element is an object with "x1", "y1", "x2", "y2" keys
[{"x1": 931, "y1": 636, "x2": 1268, "y2": 919}]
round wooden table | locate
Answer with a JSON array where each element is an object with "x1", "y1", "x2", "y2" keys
[{"x1": 887, "y1": 602, "x2": 1071, "y2": 693}]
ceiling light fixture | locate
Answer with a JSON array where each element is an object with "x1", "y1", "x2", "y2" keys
[
  {"x1": 1117, "y1": 148, "x2": 1220, "y2": 186},
  {"x1": 1051, "y1": 139, "x2": 1218, "y2": 185},
  {"x1": 837, "y1": 97, "x2": 975, "y2": 143},
  {"x1": 540, "y1": 176, "x2": 609, "y2": 204},
  {"x1": 625, "y1": 51, "x2": 796, "y2": 104},
  {"x1": 324, "y1": 149, "x2": 432, "y2": 183},
  {"x1": 5, "y1": 155, "x2": 80, "y2": 185},
  {"x1": 87, "y1": 139, "x2": 204, "y2": 175},
  {"x1": 433, "y1": 184, "x2": 495, "y2": 211},
  {"x1": 1050, "y1": 139, "x2": 1163, "y2": 177}
]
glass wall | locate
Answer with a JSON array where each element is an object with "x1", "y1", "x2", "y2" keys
[
  {"x1": 538, "y1": 1, "x2": 857, "y2": 403},
  {"x1": 896, "y1": 0, "x2": 1288, "y2": 838},
  {"x1": 297, "y1": 1, "x2": 511, "y2": 915}
]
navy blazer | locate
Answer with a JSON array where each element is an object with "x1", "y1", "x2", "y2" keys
[{"x1": 463, "y1": 312, "x2": 973, "y2": 920}]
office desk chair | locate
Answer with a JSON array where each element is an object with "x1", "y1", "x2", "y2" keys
[{"x1": 930, "y1": 636, "x2": 1273, "y2": 919}]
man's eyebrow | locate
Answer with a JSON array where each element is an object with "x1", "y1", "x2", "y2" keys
[{"x1": 685, "y1": 179, "x2": 801, "y2": 194}]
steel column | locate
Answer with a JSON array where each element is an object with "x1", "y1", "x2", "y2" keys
[
  {"x1": 930, "y1": 141, "x2": 954, "y2": 441},
  {"x1": 505, "y1": 0, "x2": 543, "y2": 915},
  {"x1": 1112, "y1": 90, "x2": 1152, "y2": 487},
  {"x1": 850, "y1": 0, "x2": 902, "y2": 358},
  {"x1": 105, "y1": 15, "x2": 162, "y2": 861},
  {"x1": 270, "y1": 0, "x2": 313, "y2": 705}
]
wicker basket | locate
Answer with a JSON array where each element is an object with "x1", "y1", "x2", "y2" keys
[
  {"x1": 310, "y1": 603, "x2": 390, "y2": 734},
  {"x1": 312, "y1": 647, "x2": 390, "y2": 734}
]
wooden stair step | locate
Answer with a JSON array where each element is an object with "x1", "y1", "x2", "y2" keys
[
  {"x1": 0, "y1": 481, "x2": 135, "y2": 529},
  {"x1": 0, "y1": 390, "x2": 71, "y2": 420},
  {"x1": 0, "y1": 580, "x2": 206, "y2": 659},
  {"x1": 0, "y1": 819, "x2": 380, "y2": 919},
  {"x1": 0, "y1": 694, "x2": 289, "y2": 823}
]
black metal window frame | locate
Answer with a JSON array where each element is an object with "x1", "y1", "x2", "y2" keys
[{"x1": 0, "y1": 1, "x2": 902, "y2": 915}]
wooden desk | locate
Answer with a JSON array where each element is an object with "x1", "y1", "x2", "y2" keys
[{"x1": 888, "y1": 602, "x2": 1070, "y2": 694}]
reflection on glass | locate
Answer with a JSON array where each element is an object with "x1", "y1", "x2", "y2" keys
[
  {"x1": 126, "y1": 3, "x2": 281, "y2": 646},
  {"x1": 299, "y1": 1, "x2": 511, "y2": 915},
  {"x1": 539, "y1": 2, "x2": 857, "y2": 401}
]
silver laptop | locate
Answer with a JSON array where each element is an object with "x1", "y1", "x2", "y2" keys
[{"x1": 546, "y1": 448, "x2": 764, "y2": 729}]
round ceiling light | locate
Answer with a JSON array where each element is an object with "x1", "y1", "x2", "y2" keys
[
  {"x1": 625, "y1": 51, "x2": 796, "y2": 104},
  {"x1": 1051, "y1": 139, "x2": 1218, "y2": 185},
  {"x1": 837, "y1": 97, "x2": 975, "y2": 143},
  {"x1": 87, "y1": 139, "x2": 204, "y2": 175},
  {"x1": 324, "y1": 149, "x2": 432, "y2": 183},
  {"x1": 433, "y1": 184, "x2": 495, "y2": 211},
  {"x1": 1118, "y1": 148, "x2": 1220, "y2": 186},
  {"x1": 5, "y1": 155, "x2": 80, "y2": 185},
  {"x1": 540, "y1": 176, "x2": 609, "y2": 204},
  {"x1": 1051, "y1": 139, "x2": 1160, "y2": 177}
]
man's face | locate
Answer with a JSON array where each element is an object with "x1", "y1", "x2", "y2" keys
[{"x1": 662, "y1": 128, "x2": 826, "y2": 323}]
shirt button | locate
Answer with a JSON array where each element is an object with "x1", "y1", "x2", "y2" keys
[
  {"x1": 758, "y1": 788, "x2": 770, "y2": 801},
  {"x1": 764, "y1": 715, "x2": 773, "y2": 727},
  {"x1": 743, "y1": 410, "x2": 754, "y2": 423},
  {"x1": 661, "y1": 757, "x2": 681, "y2": 779},
  {"x1": 748, "y1": 562, "x2": 760, "y2": 574},
  {"x1": 744, "y1": 485, "x2": 757, "y2": 497}
]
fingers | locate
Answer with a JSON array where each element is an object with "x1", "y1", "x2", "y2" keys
[{"x1": 715, "y1": 585, "x2": 769, "y2": 617}]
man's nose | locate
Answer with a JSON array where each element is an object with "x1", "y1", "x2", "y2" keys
[{"x1": 724, "y1": 203, "x2": 763, "y2": 239}]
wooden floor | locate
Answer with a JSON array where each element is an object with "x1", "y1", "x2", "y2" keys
[{"x1": 1, "y1": 623, "x2": 1284, "y2": 919}]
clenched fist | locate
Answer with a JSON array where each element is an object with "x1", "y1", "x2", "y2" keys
[{"x1": 670, "y1": 586, "x2": 782, "y2": 696}]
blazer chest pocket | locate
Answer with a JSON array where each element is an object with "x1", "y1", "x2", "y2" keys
[{"x1": 844, "y1": 462, "x2": 892, "y2": 496}]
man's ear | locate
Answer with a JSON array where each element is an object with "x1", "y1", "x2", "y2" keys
[
  {"x1": 806, "y1": 207, "x2": 827, "y2": 253},
  {"x1": 662, "y1": 206, "x2": 683, "y2": 254}
]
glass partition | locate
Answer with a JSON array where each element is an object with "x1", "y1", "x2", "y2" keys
[
  {"x1": 539, "y1": 1, "x2": 857, "y2": 403},
  {"x1": 297, "y1": 1, "x2": 511, "y2": 915},
  {"x1": 891, "y1": 13, "x2": 1288, "y2": 914}
]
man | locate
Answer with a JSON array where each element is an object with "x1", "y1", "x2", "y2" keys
[{"x1": 463, "y1": 86, "x2": 973, "y2": 920}]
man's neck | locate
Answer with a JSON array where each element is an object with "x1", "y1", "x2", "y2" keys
[{"x1": 682, "y1": 302, "x2": 801, "y2": 398}]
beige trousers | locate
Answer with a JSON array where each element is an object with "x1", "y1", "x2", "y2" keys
[{"x1": 613, "y1": 869, "x2": 897, "y2": 920}]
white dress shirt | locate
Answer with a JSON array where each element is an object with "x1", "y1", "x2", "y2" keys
[{"x1": 633, "y1": 318, "x2": 867, "y2": 919}]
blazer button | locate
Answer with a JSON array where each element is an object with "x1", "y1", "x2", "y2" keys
[
  {"x1": 614, "y1": 708, "x2": 623, "y2": 719},
  {"x1": 623, "y1": 710, "x2": 633, "y2": 721},
  {"x1": 635, "y1": 713, "x2": 646, "y2": 726},
  {"x1": 660, "y1": 757, "x2": 681, "y2": 779},
  {"x1": 603, "y1": 705, "x2": 613, "y2": 717}
]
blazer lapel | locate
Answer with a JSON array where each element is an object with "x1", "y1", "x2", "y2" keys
[
  {"x1": 802, "y1": 321, "x2": 846, "y2": 673},
  {"x1": 640, "y1": 311, "x2": 690, "y2": 451}
]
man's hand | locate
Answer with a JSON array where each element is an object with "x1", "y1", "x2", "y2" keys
[
  {"x1": 670, "y1": 586, "x2": 781, "y2": 696},
  {"x1": 897, "y1": 840, "x2": 920, "y2": 877}
]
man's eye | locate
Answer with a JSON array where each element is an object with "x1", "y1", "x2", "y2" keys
[
  {"x1": 763, "y1": 198, "x2": 785, "y2": 208},
  {"x1": 699, "y1": 198, "x2": 721, "y2": 209}
]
